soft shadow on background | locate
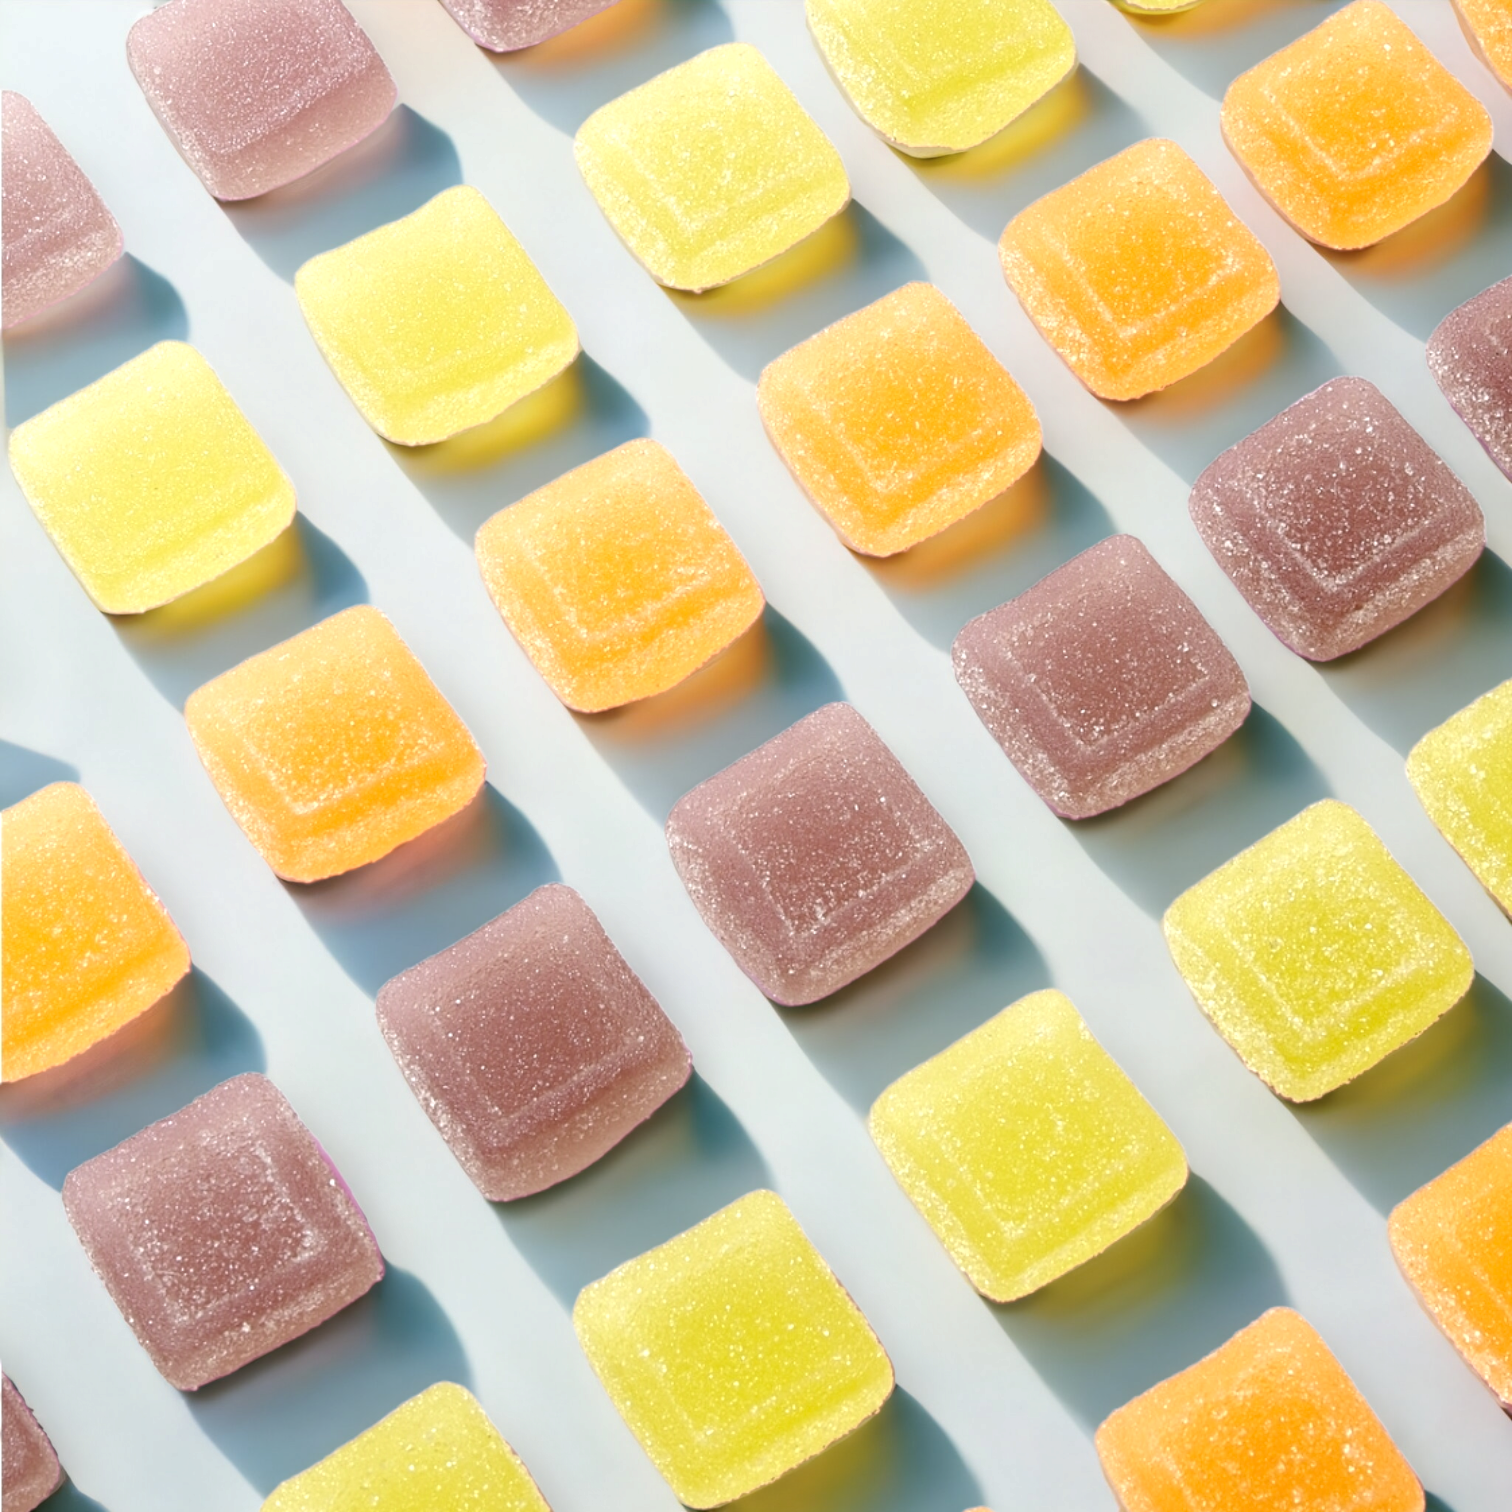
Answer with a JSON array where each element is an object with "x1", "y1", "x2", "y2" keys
[{"x1": 0, "y1": 741, "x2": 77, "y2": 808}]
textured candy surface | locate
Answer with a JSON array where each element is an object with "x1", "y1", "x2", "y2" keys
[
  {"x1": 377, "y1": 883, "x2": 691, "y2": 1201},
  {"x1": 126, "y1": 0, "x2": 395, "y2": 201},
  {"x1": 1189, "y1": 377, "x2": 1484, "y2": 661},
  {"x1": 8, "y1": 342, "x2": 296, "y2": 615},
  {"x1": 666, "y1": 702, "x2": 974, "y2": 1005},
  {"x1": 1, "y1": 91, "x2": 122, "y2": 329},
  {"x1": 1455, "y1": 0, "x2": 1512, "y2": 90},
  {"x1": 476, "y1": 439, "x2": 764, "y2": 711},
  {"x1": 2, "y1": 783, "x2": 190, "y2": 1084},
  {"x1": 1096, "y1": 1308, "x2": 1423, "y2": 1512},
  {"x1": 185, "y1": 606, "x2": 486, "y2": 883},
  {"x1": 2, "y1": 1376, "x2": 64, "y2": 1512},
  {"x1": 1163, "y1": 800, "x2": 1473, "y2": 1102},
  {"x1": 758, "y1": 282, "x2": 1042, "y2": 556},
  {"x1": 262, "y1": 1382, "x2": 551, "y2": 1512},
  {"x1": 62, "y1": 1073, "x2": 383, "y2": 1391},
  {"x1": 999, "y1": 138, "x2": 1278, "y2": 400},
  {"x1": 869, "y1": 990, "x2": 1187, "y2": 1302},
  {"x1": 1221, "y1": 0, "x2": 1492, "y2": 250},
  {"x1": 1427, "y1": 274, "x2": 1512, "y2": 483},
  {"x1": 574, "y1": 1189, "x2": 893, "y2": 1508},
  {"x1": 295, "y1": 185, "x2": 579, "y2": 445},
  {"x1": 953, "y1": 535, "x2": 1249, "y2": 819},
  {"x1": 575, "y1": 43, "x2": 850, "y2": 291},
  {"x1": 804, "y1": 0, "x2": 1075, "y2": 156},
  {"x1": 1389, "y1": 1123, "x2": 1512, "y2": 1408},
  {"x1": 439, "y1": 0, "x2": 619, "y2": 51}
]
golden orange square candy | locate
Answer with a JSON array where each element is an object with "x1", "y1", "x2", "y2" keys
[
  {"x1": 758, "y1": 282, "x2": 1042, "y2": 556},
  {"x1": 2, "y1": 783, "x2": 190, "y2": 1082},
  {"x1": 1455, "y1": 0, "x2": 1512, "y2": 91},
  {"x1": 1221, "y1": 0, "x2": 1492, "y2": 250},
  {"x1": 475, "y1": 439, "x2": 764, "y2": 712},
  {"x1": 185, "y1": 606, "x2": 485, "y2": 882},
  {"x1": 999, "y1": 138, "x2": 1279, "y2": 401}
]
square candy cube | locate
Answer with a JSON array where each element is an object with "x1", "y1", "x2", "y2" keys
[
  {"x1": 1095, "y1": 1308, "x2": 1423, "y2": 1512},
  {"x1": 1189, "y1": 377, "x2": 1484, "y2": 662},
  {"x1": 62, "y1": 1073, "x2": 383, "y2": 1390},
  {"x1": 758, "y1": 282, "x2": 1042, "y2": 557},
  {"x1": 805, "y1": 0, "x2": 1075, "y2": 156},
  {"x1": 1, "y1": 1376, "x2": 64, "y2": 1512},
  {"x1": 440, "y1": 0, "x2": 620, "y2": 51},
  {"x1": 1221, "y1": 0, "x2": 1492, "y2": 250},
  {"x1": 666, "y1": 702, "x2": 974, "y2": 1006},
  {"x1": 953, "y1": 535, "x2": 1250, "y2": 819},
  {"x1": 574, "y1": 1190, "x2": 893, "y2": 1507},
  {"x1": 1389, "y1": 1123, "x2": 1512, "y2": 1408},
  {"x1": 127, "y1": 0, "x2": 395, "y2": 202},
  {"x1": 7, "y1": 342, "x2": 296, "y2": 615},
  {"x1": 1428, "y1": 274, "x2": 1512, "y2": 484},
  {"x1": 999, "y1": 138, "x2": 1279, "y2": 401},
  {"x1": 869, "y1": 990, "x2": 1187, "y2": 1302},
  {"x1": 185, "y1": 605, "x2": 486, "y2": 883},
  {"x1": 575, "y1": 43, "x2": 850, "y2": 292},
  {"x1": 295, "y1": 185, "x2": 579, "y2": 445},
  {"x1": 2, "y1": 92, "x2": 122, "y2": 330},
  {"x1": 1163, "y1": 800, "x2": 1473, "y2": 1102},
  {"x1": 1454, "y1": 0, "x2": 1512, "y2": 91},
  {"x1": 262, "y1": 1382, "x2": 551, "y2": 1512},
  {"x1": 377, "y1": 883, "x2": 691, "y2": 1201},
  {"x1": 2, "y1": 783, "x2": 190, "y2": 1084},
  {"x1": 475, "y1": 439, "x2": 764, "y2": 712}
]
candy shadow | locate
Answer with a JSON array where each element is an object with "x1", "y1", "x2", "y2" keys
[
  {"x1": 777, "y1": 885, "x2": 1048, "y2": 1113},
  {"x1": 1070, "y1": 705, "x2": 1329, "y2": 918},
  {"x1": 496, "y1": 1073, "x2": 769, "y2": 1304},
  {"x1": 187, "y1": 1266, "x2": 470, "y2": 1494},
  {"x1": 996, "y1": 1175, "x2": 1288, "y2": 1429},
  {"x1": 0, "y1": 742, "x2": 78, "y2": 808},
  {"x1": 221, "y1": 106, "x2": 462, "y2": 282},
  {"x1": 0, "y1": 970, "x2": 265, "y2": 1189},
  {"x1": 112, "y1": 517, "x2": 367, "y2": 710},
  {"x1": 44, "y1": 1486, "x2": 111, "y2": 1512},
  {"x1": 2, "y1": 256, "x2": 186, "y2": 427}
]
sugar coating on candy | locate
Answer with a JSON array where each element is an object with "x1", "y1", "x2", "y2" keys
[
  {"x1": 1, "y1": 92, "x2": 122, "y2": 330},
  {"x1": 378, "y1": 884, "x2": 691, "y2": 1201},
  {"x1": 1220, "y1": 0, "x2": 1492, "y2": 251},
  {"x1": 869, "y1": 990, "x2": 1187, "y2": 1302},
  {"x1": 1096, "y1": 1308, "x2": 1423, "y2": 1512},
  {"x1": 575, "y1": 43, "x2": 850, "y2": 292},
  {"x1": 953, "y1": 535, "x2": 1250, "y2": 819},
  {"x1": 1389, "y1": 1123, "x2": 1512, "y2": 1408},
  {"x1": 262, "y1": 1382, "x2": 551, "y2": 1512},
  {"x1": 1454, "y1": 0, "x2": 1512, "y2": 90},
  {"x1": 476, "y1": 439, "x2": 764, "y2": 712},
  {"x1": 295, "y1": 185, "x2": 579, "y2": 445},
  {"x1": 1427, "y1": 275, "x2": 1512, "y2": 484},
  {"x1": 185, "y1": 606, "x2": 485, "y2": 883},
  {"x1": 7, "y1": 342, "x2": 296, "y2": 615},
  {"x1": 804, "y1": 0, "x2": 1075, "y2": 157},
  {"x1": 1163, "y1": 800, "x2": 1472, "y2": 1102},
  {"x1": 439, "y1": 0, "x2": 620, "y2": 51},
  {"x1": 999, "y1": 138, "x2": 1278, "y2": 401},
  {"x1": 758, "y1": 282, "x2": 1042, "y2": 557},
  {"x1": 666, "y1": 702, "x2": 974, "y2": 1006},
  {"x1": 62, "y1": 1073, "x2": 383, "y2": 1391},
  {"x1": 574, "y1": 1190, "x2": 893, "y2": 1508},
  {"x1": 126, "y1": 0, "x2": 395, "y2": 202},
  {"x1": 1189, "y1": 377, "x2": 1484, "y2": 662},
  {"x1": 2, "y1": 1376, "x2": 64, "y2": 1512},
  {"x1": 2, "y1": 783, "x2": 190, "y2": 1084}
]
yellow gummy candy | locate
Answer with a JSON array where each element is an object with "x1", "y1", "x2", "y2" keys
[
  {"x1": 573, "y1": 1190, "x2": 893, "y2": 1508},
  {"x1": 1455, "y1": 0, "x2": 1512, "y2": 92}
]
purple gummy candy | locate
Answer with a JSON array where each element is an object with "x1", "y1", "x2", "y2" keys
[
  {"x1": 1427, "y1": 273, "x2": 1512, "y2": 484},
  {"x1": 2, "y1": 1376, "x2": 64, "y2": 1512},
  {"x1": 439, "y1": 0, "x2": 622, "y2": 51}
]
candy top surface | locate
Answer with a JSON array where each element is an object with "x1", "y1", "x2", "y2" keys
[
  {"x1": 1427, "y1": 273, "x2": 1512, "y2": 483},
  {"x1": 1, "y1": 1375, "x2": 64, "y2": 1512},
  {"x1": 439, "y1": 0, "x2": 620, "y2": 51},
  {"x1": 1454, "y1": 0, "x2": 1512, "y2": 88}
]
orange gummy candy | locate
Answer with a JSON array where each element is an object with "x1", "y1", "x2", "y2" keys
[
  {"x1": 758, "y1": 282, "x2": 1042, "y2": 557},
  {"x1": 186, "y1": 606, "x2": 485, "y2": 883},
  {"x1": 476, "y1": 439, "x2": 764, "y2": 712},
  {"x1": 1390, "y1": 1123, "x2": 1512, "y2": 1408},
  {"x1": 1455, "y1": 0, "x2": 1512, "y2": 91},
  {"x1": 2, "y1": 783, "x2": 190, "y2": 1082},
  {"x1": 1096, "y1": 1308, "x2": 1422, "y2": 1512},
  {"x1": 1222, "y1": 0, "x2": 1492, "y2": 250},
  {"x1": 999, "y1": 138, "x2": 1278, "y2": 401}
]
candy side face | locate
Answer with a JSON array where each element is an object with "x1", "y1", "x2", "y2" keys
[
  {"x1": 1454, "y1": 0, "x2": 1512, "y2": 90},
  {"x1": 573, "y1": 1189, "x2": 894, "y2": 1507},
  {"x1": 1, "y1": 1375, "x2": 65, "y2": 1512},
  {"x1": 1427, "y1": 274, "x2": 1512, "y2": 484},
  {"x1": 439, "y1": 0, "x2": 621, "y2": 51},
  {"x1": 1162, "y1": 800, "x2": 1473, "y2": 1101}
]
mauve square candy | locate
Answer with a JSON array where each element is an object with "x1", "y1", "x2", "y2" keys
[
  {"x1": 440, "y1": 0, "x2": 621, "y2": 51},
  {"x1": 1427, "y1": 274, "x2": 1512, "y2": 484},
  {"x1": 2, "y1": 1376, "x2": 63, "y2": 1512}
]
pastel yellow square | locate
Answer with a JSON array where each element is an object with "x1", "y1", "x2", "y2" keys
[
  {"x1": 1164, "y1": 800, "x2": 1473, "y2": 1102},
  {"x1": 573, "y1": 1190, "x2": 893, "y2": 1508},
  {"x1": 295, "y1": 185, "x2": 579, "y2": 445},
  {"x1": 575, "y1": 43, "x2": 850, "y2": 292},
  {"x1": 7, "y1": 341, "x2": 294, "y2": 614}
]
